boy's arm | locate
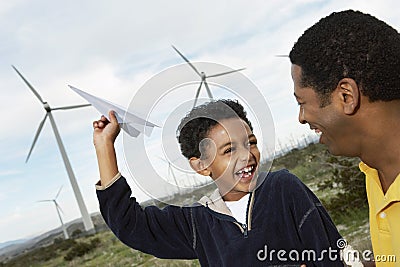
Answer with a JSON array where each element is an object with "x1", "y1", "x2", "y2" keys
[
  {"x1": 97, "y1": 175, "x2": 196, "y2": 259},
  {"x1": 93, "y1": 111, "x2": 196, "y2": 259},
  {"x1": 93, "y1": 111, "x2": 120, "y2": 186}
]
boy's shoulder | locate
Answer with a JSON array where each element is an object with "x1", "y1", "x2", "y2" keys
[
  {"x1": 257, "y1": 169, "x2": 311, "y2": 197},
  {"x1": 262, "y1": 169, "x2": 304, "y2": 187}
]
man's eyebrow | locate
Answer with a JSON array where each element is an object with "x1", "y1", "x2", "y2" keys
[
  {"x1": 294, "y1": 92, "x2": 301, "y2": 99},
  {"x1": 248, "y1": 134, "x2": 256, "y2": 139}
]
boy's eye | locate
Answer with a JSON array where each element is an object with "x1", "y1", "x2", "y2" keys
[{"x1": 224, "y1": 147, "x2": 234, "y2": 154}]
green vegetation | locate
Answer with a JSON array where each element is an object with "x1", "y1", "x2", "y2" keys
[
  {"x1": 2, "y1": 143, "x2": 370, "y2": 266},
  {"x1": 271, "y1": 143, "x2": 368, "y2": 219}
]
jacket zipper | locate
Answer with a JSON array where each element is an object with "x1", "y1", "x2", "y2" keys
[
  {"x1": 232, "y1": 191, "x2": 255, "y2": 238},
  {"x1": 205, "y1": 185, "x2": 257, "y2": 238},
  {"x1": 233, "y1": 222, "x2": 248, "y2": 238}
]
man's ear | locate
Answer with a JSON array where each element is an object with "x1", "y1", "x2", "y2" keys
[
  {"x1": 189, "y1": 157, "x2": 211, "y2": 176},
  {"x1": 336, "y1": 78, "x2": 360, "y2": 115}
]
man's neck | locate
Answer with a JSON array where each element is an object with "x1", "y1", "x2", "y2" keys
[{"x1": 359, "y1": 100, "x2": 400, "y2": 193}]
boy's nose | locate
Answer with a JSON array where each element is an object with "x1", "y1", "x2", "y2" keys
[{"x1": 238, "y1": 146, "x2": 251, "y2": 162}]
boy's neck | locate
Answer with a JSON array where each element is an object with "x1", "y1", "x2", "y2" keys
[{"x1": 222, "y1": 191, "x2": 249, "y2": 201}]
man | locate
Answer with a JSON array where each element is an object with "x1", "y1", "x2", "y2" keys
[{"x1": 289, "y1": 9, "x2": 400, "y2": 266}]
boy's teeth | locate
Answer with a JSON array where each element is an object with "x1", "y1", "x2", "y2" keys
[{"x1": 237, "y1": 165, "x2": 254, "y2": 175}]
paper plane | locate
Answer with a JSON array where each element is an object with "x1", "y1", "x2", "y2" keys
[{"x1": 69, "y1": 85, "x2": 159, "y2": 137}]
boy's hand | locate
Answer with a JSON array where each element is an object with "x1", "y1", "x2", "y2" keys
[{"x1": 93, "y1": 110, "x2": 121, "y2": 148}]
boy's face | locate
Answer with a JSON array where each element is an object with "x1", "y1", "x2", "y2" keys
[{"x1": 191, "y1": 117, "x2": 260, "y2": 201}]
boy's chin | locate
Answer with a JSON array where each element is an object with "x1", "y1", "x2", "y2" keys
[{"x1": 215, "y1": 169, "x2": 259, "y2": 192}]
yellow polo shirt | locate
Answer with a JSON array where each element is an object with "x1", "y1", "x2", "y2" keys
[{"x1": 359, "y1": 162, "x2": 400, "y2": 267}]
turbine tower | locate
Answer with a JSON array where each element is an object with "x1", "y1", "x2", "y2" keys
[
  {"x1": 158, "y1": 156, "x2": 181, "y2": 195},
  {"x1": 172, "y1": 45, "x2": 245, "y2": 108},
  {"x1": 38, "y1": 186, "x2": 69, "y2": 239},
  {"x1": 12, "y1": 65, "x2": 95, "y2": 233}
]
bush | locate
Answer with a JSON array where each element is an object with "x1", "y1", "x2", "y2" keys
[
  {"x1": 316, "y1": 155, "x2": 368, "y2": 220},
  {"x1": 64, "y1": 241, "x2": 92, "y2": 261},
  {"x1": 71, "y1": 229, "x2": 83, "y2": 238}
]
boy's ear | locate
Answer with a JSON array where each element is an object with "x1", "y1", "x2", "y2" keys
[
  {"x1": 336, "y1": 78, "x2": 360, "y2": 115},
  {"x1": 189, "y1": 157, "x2": 211, "y2": 176}
]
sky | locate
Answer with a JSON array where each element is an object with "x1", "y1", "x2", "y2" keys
[{"x1": 1, "y1": 0, "x2": 399, "y2": 244}]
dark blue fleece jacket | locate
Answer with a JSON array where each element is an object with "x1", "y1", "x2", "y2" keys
[{"x1": 97, "y1": 170, "x2": 344, "y2": 266}]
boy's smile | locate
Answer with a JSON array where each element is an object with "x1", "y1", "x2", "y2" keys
[{"x1": 191, "y1": 117, "x2": 260, "y2": 201}]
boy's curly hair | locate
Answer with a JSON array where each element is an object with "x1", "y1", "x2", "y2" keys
[
  {"x1": 289, "y1": 10, "x2": 400, "y2": 106},
  {"x1": 177, "y1": 99, "x2": 252, "y2": 159}
]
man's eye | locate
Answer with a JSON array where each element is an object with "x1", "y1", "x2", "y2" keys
[{"x1": 246, "y1": 141, "x2": 257, "y2": 147}]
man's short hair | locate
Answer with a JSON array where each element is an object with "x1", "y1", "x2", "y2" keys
[{"x1": 289, "y1": 10, "x2": 400, "y2": 106}]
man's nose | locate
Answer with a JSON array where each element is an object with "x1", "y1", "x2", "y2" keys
[{"x1": 298, "y1": 106, "x2": 307, "y2": 124}]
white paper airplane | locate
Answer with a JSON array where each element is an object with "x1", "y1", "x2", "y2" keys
[{"x1": 69, "y1": 85, "x2": 159, "y2": 137}]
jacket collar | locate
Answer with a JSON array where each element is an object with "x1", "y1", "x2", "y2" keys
[{"x1": 197, "y1": 188, "x2": 233, "y2": 217}]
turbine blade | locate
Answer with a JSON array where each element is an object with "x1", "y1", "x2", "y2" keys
[
  {"x1": 275, "y1": 55, "x2": 288, "y2": 57},
  {"x1": 37, "y1": 200, "x2": 52, "y2": 203},
  {"x1": 171, "y1": 45, "x2": 201, "y2": 77},
  {"x1": 52, "y1": 104, "x2": 91, "y2": 111},
  {"x1": 26, "y1": 113, "x2": 48, "y2": 163},
  {"x1": 203, "y1": 80, "x2": 213, "y2": 100},
  {"x1": 55, "y1": 186, "x2": 63, "y2": 199},
  {"x1": 206, "y1": 68, "x2": 246, "y2": 78},
  {"x1": 12, "y1": 65, "x2": 45, "y2": 104},
  {"x1": 169, "y1": 163, "x2": 177, "y2": 178},
  {"x1": 193, "y1": 81, "x2": 203, "y2": 108}
]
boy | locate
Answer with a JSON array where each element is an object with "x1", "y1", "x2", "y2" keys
[
  {"x1": 93, "y1": 99, "x2": 343, "y2": 266},
  {"x1": 289, "y1": 10, "x2": 400, "y2": 266}
]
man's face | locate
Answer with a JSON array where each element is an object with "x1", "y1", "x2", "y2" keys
[
  {"x1": 199, "y1": 117, "x2": 260, "y2": 200},
  {"x1": 291, "y1": 64, "x2": 356, "y2": 156}
]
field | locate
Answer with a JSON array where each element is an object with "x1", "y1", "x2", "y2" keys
[{"x1": 1, "y1": 143, "x2": 370, "y2": 266}]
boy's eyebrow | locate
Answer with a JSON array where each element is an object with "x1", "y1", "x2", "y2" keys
[
  {"x1": 219, "y1": 141, "x2": 232, "y2": 150},
  {"x1": 218, "y1": 134, "x2": 257, "y2": 150}
]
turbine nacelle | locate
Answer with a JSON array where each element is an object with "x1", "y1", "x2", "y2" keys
[{"x1": 43, "y1": 102, "x2": 51, "y2": 112}]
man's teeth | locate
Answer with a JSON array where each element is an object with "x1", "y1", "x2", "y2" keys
[{"x1": 315, "y1": 129, "x2": 322, "y2": 136}]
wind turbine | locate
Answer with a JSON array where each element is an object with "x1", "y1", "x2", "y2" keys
[
  {"x1": 158, "y1": 156, "x2": 181, "y2": 195},
  {"x1": 12, "y1": 65, "x2": 95, "y2": 233},
  {"x1": 172, "y1": 45, "x2": 246, "y2": 108},
  {"x1": 38, "y1": 186, "x2": 69, "y2": 239}
]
